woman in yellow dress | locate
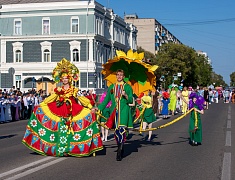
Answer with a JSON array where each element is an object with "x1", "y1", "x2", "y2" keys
[
  {"x1": 168, "y1": 87, "x2": 177, "y2": 116},
  {"x1": 22, "y1": 58, "x2": 103, "y2": 157},
  {"x1": 181, "y1": 87, "x2": 189, "y2": 114}
]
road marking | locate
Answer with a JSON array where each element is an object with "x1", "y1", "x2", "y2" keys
[
  {"x1": 221, "y1": 152, "x2": 231, "y2": 180},
  {"x1": 5, "y1": 158, "x2": 65, "y2": 180},
  {"x1": 227, "y1": 120, "x2": 231, "y2": 129},
  {"x1": 0, "y1": 157, "x2": 65, "y2": 180},
  {"x1": 0, "y1": 157, "x2": 54, "y2": 179},
  {"x1": 225, "y1": 131, "x2": 231, "y2": 147},
  {"x1": 227, "y1": 114, "x2": 231, "y2": 120},
  {"x1": 228, "y1": 106, "x2": 231, "y2": 113}
]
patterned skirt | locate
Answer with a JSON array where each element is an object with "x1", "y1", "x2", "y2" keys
[{"x1": 22, "y1": 103, "x2": 103, "y2": 157}]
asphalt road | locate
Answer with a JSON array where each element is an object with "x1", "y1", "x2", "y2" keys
[{"x1": 0, "y1": 100, "x2": 234, "y2": 180}]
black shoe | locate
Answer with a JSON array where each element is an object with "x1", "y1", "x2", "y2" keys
[
  {"x1": 116, "y1": 151, "x2": 122, "y2": 161},
  {"x1": 116, "y1": 144, "x2": 123, "y2": 161}
]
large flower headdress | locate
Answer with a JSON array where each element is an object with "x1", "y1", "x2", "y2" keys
[
  {"x1": 189, "y1": 92, "x2": 205, "y2": 110},
  {"x1": 52, "y1": 58, "x2": 79, "y2": 83}
]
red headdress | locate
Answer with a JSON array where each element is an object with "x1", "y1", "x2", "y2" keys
[{"x1": 162, "y1": 91, "x2": 170, "y2": 99}]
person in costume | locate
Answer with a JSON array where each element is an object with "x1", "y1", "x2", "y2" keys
[
  {"x1": 22, "y1": 58, "x2": 103, "y2": 157},
  {"x1": 181, "y1": 87, "x2": 189, "y2": 114},
  {"x1": 161, "y1": 91, "x2": 170, "y2": 119},
  {"x1": 98, "y1": 91, "x2": 111, "y2": 142},
  {"x1": 0, "y1": 92, "x2": 6, "y2": 123},
  {"x1": 151, "y1": 89, "x2": 159, "y2": 117},
  {"x1": 140, "y1": 95, "x2": 156, "y2": 141},
  {"x1": 135, "y1": 93, "x2": 144, "y2": 119},
  {"x1": 168, "y1": 86, "x2": 177, "y2": 116},
  {"x1": 203, "y1": 87, "x2": 209, "y2": 109},
  {"x1": 86, "y1": 89, "x2": 97, "y2": 107},
  {"x1": 94, "y1": 69, "x2": 133, "y2": 161},
  {"x1": 188, "y1": 92, "x2": 204, "y2": 146},
  {"x1": 4, "y1": 94, "x2": 12, "y2": 122}
]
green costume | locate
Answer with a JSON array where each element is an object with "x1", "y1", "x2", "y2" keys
[
  {"x1": 98, "y1": 82, "x2": 133, "y2": 128},
  {"x1": 98, "y1": 81, "x2": 133, "y2": 161},
  {"x1": 100, "y1": 108, "x2": 110, "y2": 123},
  {"x1": 189, "y1": 105, "x2": 202, "y2": 144},
  {"x1": 142, "y1": 108, "x2": 156, "y2": 124}
]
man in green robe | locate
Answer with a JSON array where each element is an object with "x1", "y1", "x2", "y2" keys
[{"x1": 94, "y1": 69, "x2": 133, "y2": 161}]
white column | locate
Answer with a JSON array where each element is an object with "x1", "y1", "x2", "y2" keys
[
  {"x1": 1, "y1": 40, "x2": 6, "y2": 63},
  {"x1": 89, "y1": 39, "x2": 93, "y2": 62}
]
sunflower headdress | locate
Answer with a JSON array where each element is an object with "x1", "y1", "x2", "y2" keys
[
  {"x1": 101, "y1": 49, "x2": 158, "y2": 96},
  {"x1": 52, "y1": 58, "x2": 79, "y2": 83}
]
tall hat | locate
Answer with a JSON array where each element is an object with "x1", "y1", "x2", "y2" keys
[{"x1": 52, "y1": 58, "x2": 79, "y2": 83}]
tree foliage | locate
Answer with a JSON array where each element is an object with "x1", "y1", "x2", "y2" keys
[
  {"x1": 155, "y1": 43, "x2": 214, "y2": 88},
  {"x1": 136, "y1": 44, "x2": 228, "y2": 89},
  {"x1": 230, "y1": 72, "x2": 235, "y2": 86},
  {"x1": 211, "y1": 72, "x2": 227, "y2": 87},
  {"x1": 137, "y1": 46, "x2": 157, "y2": 64}
]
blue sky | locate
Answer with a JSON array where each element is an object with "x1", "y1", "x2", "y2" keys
[{"x1": 96, "y1": 0, "x2": 235, "y2": 84}]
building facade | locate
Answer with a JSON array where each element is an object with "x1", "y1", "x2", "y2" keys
[
  {"x1": 196, "y1": 50, "x2": 212, "y2": 64},
  {"x1": 0, "y1": 0, "x2": 137, "y2": 93},
  {"x1": 124, "y1": 14, "x2": 181, "y2": 54}
]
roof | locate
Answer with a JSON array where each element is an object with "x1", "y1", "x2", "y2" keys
[{"x1": 0, "y1": 0, "x2": 87, "y2": 5}]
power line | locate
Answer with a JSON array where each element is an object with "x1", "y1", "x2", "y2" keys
[{"x1": 164, "y1": 18, "x2": 235, "y2": 26}]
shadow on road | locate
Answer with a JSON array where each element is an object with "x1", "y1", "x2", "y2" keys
[{"x1": 0, "y1": 134, "x2": 17, "y2": 140}]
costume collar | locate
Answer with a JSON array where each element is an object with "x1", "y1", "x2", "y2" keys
[{"x1": 116, "y1": 81, "x2": 124, "y2": 85}]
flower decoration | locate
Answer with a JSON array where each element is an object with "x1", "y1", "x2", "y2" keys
[
  {"x1": 60, "y1": 136, "x2": 67, "y2": 144},
  {"x1": 60, "y1": 125, "x2": 67, "y2": 133},
  {"x1": 101, "y1": 49, "x2": 158, "y2": 96},
  {"x1": 38, "y1": 128, "x2": 46, "y2": 136},
  {"x1": 30, "y1": 119, "x2": 37, "y2": 127},
  {"x1": 86, "y1": 128, "x2": 93, "y2": 137},
  {"x1": 189, "y1": 92, "x2": 205, "y2": 110},
  {"x1": 73, "y1": 133, "x2": 81, "y2": 141},
  {"x1": 50, "y1": 134, "x2": 55, "y2": 142},
  {"x1": 162, "y1": 92, "x2": 170, "y2": 99},
  {"x1": 58, "y1": 147, "x2": 65, "y2": 153},
  {"x1": 52, "y1": 58, "x2": 80, "y2": 83}
]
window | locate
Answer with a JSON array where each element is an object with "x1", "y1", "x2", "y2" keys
[
  {"x1": 72, "y1": 49, "x2": 79, "y2": 62},
  {"x1": 15, "y1": 75, "x2": 21, "y2": 89},
  {"x1": 71, "y1": 17, "x2": 79, "y2": 33},
  {"x1": 40, "y1": 41, "x2": 52, "y2": 62},
  {"x1": 69, "y1": 41, "x2": 81, "y2": 62},
  {"x1": 95, "y1": 16, "x2": 103, "y2": 35},
  {"x1": 15, "y1": 50, "x2": 22, "y2": 62},
  {"x1": 43, "y1": 49, "x2": 50, "y2": 62},
  {"x1": 12, "y1": 42, "x2": 23, "y2": 63},
  {"x1": 14, "y1": 19, "x2": 22, "y2": 35},
  {"x1": 42, "y1": 18, "x2": 50, "y2": 35}
]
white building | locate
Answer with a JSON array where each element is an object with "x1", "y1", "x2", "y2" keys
[{"x1": 0, "y1": 0, "x2": 137, "y2": 94}]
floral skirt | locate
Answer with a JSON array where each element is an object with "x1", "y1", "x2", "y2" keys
[{"x1": 22, "y1": 104, "x2": 103, "y2": 157}]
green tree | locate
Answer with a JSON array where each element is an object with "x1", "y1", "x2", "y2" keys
[
  {"x1": 196, "y1": 54, "x2": 212, "y2": 86},
  {"x1": 155, "y1": 43, "x2": 213, "y2": 88},
  {"x1": 230, "y1": 72, "x2": 235, "y2": 86},
  {"x1": 211, "y1": 72, "x2": 227, "y2": 87},
  {"x1": 137, "y1": 46, "x2": 157, "y2": 64}
]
